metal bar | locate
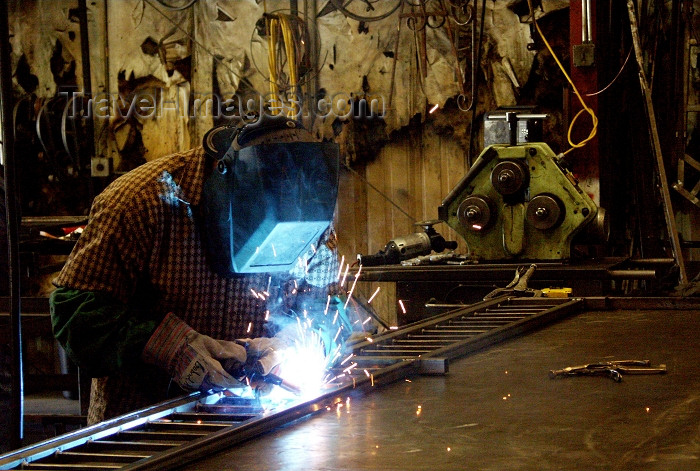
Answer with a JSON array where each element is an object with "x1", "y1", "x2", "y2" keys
[
  {"x1": 0, "y1": 0, "x2": 24, "y2": 449},
  {"x1": 84, "y1": 441, "x2": 182, "y2": 451},
  {"x1": 627, "y1": 0, "x2": 688, "y2": 285},
  {"x1": 422, "y1": 298, "x2": 583, "y2": 362},
  {"x1": 167, "y1": 413, "x2": 239, "y2": 423},
  {"x1": 358, "y1": 349, "x2": 433, "y2": 355},
  {"x1": 23, "y1": 464, "x2": 122, "y2": 470},
  {"x1": 55, "y1": 452, "x2": 148, "y2": 463},
  {"x1": 0, "y1": 297, "x2": 585, "y2": 470},
  {"x1": 420, "y1": 328, "x2": 489, "y2": 334},
  {"x1": 115, "y1": 431, "x2": 206, "y2": 442},
  {"x1": 445, "y1": 322, "x2": 509, "y2": 327},
  {"x1": 0, "y1": 393, "x2": 202, "y2": 469},
  {"x1": 146, "y1": 421, "x2": 231, "y2": 432}
]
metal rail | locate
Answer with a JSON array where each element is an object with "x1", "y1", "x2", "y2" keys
[{"x1": 0, "y1": 295, "x2": 582, "y2": 470}]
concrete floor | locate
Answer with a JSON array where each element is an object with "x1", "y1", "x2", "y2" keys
[{"x1": 187, "y1": 307, "x2": 700, "y2": 471}]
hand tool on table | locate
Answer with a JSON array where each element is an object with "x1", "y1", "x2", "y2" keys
[
  {"x1": 549, "y1": 360, "x2": 667, "y2": 382},
  {"x1": 484, "y1": 263, "x2": 541, "y2": 299}
]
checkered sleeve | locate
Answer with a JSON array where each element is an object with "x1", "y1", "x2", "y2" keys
[
  {"x1": 295, "y1": 225, "x2": 341, "y2": 294},
  {"x1": 53, "y1": 173, "x2": 155, "y2": 302}
]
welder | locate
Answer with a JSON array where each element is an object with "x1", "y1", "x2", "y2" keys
[{"x1": 49, "y1": 115, "x2": 340, "y2": 424}]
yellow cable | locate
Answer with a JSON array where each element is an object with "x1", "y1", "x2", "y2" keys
[
  {"x1": 266, "y1": 14, "x2": 300, "y2": 117},
  {"x1": 528, "y1": 0, "x2": 598, "y2": 156},
  {"x1": 280, "y1": 15, "x2": 299, "y2": 117},
  {"x1": 267, "y1": 16, "x2": 280, "y2": 115}
]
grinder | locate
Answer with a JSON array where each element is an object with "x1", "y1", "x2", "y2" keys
[{"x1": 357, "y1": 220, "x2": 458, "y2": 266}]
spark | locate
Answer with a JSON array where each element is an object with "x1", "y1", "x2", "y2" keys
[
  {"x1": 337, "y1": 255, "x2": 345, "y2": 280},
  {"x1": 429, "y1": 103, "x2": 439, "y2": 113},
  {"x1": 344, "y1": 265, "x2": 362, "y2": 308},
  {"x1": 645, "y1": 407, "x2": 650, "y2": 413},
  {"x1": 365, "y1": 337, "x2": 374, "y2": 343},
  {"x1": 472, "y1": 224, "x2": 482, "y2": 230},
  {"x1": 405, "y1": 379, "x2": 412, "y2": 383},
  {"x1": 333, "y1": 327, "x2": 342, "y2": 343},
  {"x1": 446, "y1": 447, "x2": 451, "y2": 452},
  {"x1": 246, "y1": 322, "x2": 252, "y2": 333},
  {"x1": 340, "y1": 353, "x2": 354, "y2": 365},
  {"x1": 324, "y1": 295, "x2": 331, "y2": 314},
  {"x1": 250, "y1": 289, "x2": 260, "y2": 299},
  {"x1": 362, "y1": 317, "x2": 372, "y2": 325},
  {"x1": 342, "y1": 362, "x2": 357, "y2": 374},
  {"x1": 389, "y1": 326, "x2": 398, "y2": 330},
  {"x1": 265, "y1": 310, "x2": 270, "y2": 321},
  {"x1": 340, "y1": 264, "x2": 350, "y2": 288},
  {"x1": 364, "y1": 369, "x2": 370, "y2": 377},
  {"x1": 311, "y1": 243, "x2": 316, "y2": 254},
  {"x1": 332, "y1": 310, "x2": 339, "y2": 325},
  {"x1": 398, "y1": 300, "x2": 407, "y2": 314},
  {"x1": 368, "y1": 286, "x2": 381, "y2": 303},
  {"x1": 271, "y1": 243, "x2": 277, "y2": 257},
  {"x1": 370, "y1": 374, "x2": 374, "y2": 386}
]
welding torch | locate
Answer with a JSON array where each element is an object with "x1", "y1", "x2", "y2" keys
[{"x1": 224, "y1": 339, "x2": 301, "y2": 395}]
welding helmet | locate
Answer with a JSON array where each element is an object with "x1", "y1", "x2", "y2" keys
[{"x1": 200, "y1": 116, "x2": 339, "y2": 275}]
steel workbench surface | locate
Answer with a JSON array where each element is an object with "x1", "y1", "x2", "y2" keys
[{"x1": 183, "y1": 305, "x2": 700, "y2": 471}]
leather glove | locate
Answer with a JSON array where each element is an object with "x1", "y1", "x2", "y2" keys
[
  {"x1": 142, "y1": 313, "x2": 247, "y2": 392},
  {"x1": 236, "y1": 336, "x2": 289, "y2": 376}
]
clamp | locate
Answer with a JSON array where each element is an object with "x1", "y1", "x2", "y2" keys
[
  {"x1": 549, "y1": 360, "x2": 667, "y2": 382},
  {"x1": 484, "y1": 263, "x2": 541, "y2": 299}
]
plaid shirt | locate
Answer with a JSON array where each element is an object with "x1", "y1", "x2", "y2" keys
[{"x1": 54, "y1": 146, "x2": 339, "y2": 422}]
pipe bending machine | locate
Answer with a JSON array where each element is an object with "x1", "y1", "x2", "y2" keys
[{"x1": 439, "y1": 141, "x2": 609, "y2": 260}]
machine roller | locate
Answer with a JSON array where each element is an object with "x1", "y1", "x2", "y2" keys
[{"x1": 439, "y1": 141, "x2": 609, "y2": 260}]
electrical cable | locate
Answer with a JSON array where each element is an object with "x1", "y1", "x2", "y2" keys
[
  {"x1": 342, "y1": 162, "x2": 416, "y2": 223},
  {"x1": 585, "y1": 48, "x2": 632, "y2": 97},
  {"x1": 266, "y1": 13, "x2": 302, "y2": 117},
  {"x1": 527, "y1": 0, "x2": 598, "y2": 156}
]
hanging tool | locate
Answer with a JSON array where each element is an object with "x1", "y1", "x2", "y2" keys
[{"x1": 549, "y1": 360, "x2": 667, "y2": 382}]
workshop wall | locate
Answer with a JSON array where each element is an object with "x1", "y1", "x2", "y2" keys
[
  {"x1": 6, "y1": 0, "x2": 570, "y2": 256},
  {"x1": 6, "y1": 0, "x2": 698, "y2": 274}
]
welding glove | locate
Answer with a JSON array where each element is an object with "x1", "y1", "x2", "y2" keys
[
  {"x1": 235, "y1": 336, "x2": 289, "y2": 376},
  {"x1": 142, "y1": 313, "x2": 247, "y2": 392}
]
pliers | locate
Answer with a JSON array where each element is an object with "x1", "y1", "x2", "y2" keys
[
  {"x1": 549, "y1": 360, "x2": 667, "y2": 382},
  {"x1": 484, "y1": 264, "x2": 541, "y2": 300}
]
